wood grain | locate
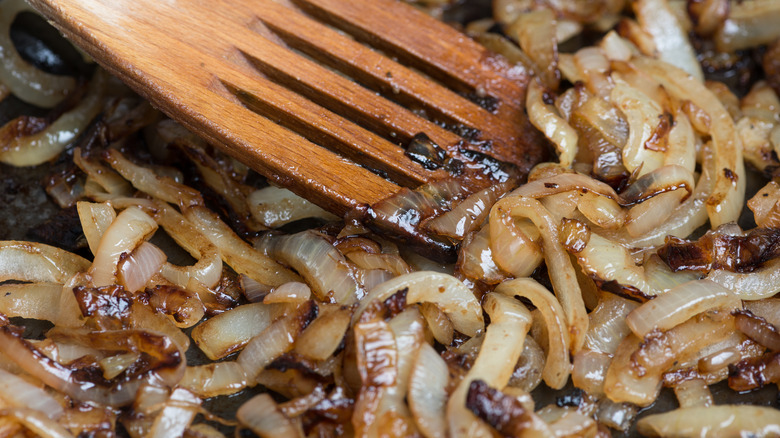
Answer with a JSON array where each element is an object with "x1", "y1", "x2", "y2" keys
[{"x1": 27, "y1": 0, "x2": 542, "y2": 217}]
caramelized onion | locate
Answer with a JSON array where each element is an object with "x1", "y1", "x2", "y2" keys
[
  {"x1": 626, "y1": 279, "x2": 740, "y2": 338},
  {"x1": 179, "y1": 362, "x2": 247, "y2": 398},
  {"x1": 88, "y1": 206, "x2": 157, "y2": 287},
  {"x1": 248, "y1": 186, "x2": 336, "y2": 228},
  {"x1": 408, "y1": 343, "x2": 448, "y2": 438},
  {"x1": 237, "y1": 393, "x2": 302, "y2": 438},
  {"x1": 0, "y1": 241, "x2": 89, "y2": 284}
]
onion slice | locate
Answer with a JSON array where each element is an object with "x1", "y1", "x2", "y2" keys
[
  {"x1": 447, "y1": 293, "x2": 532, "y2": 437},
  {"x1": 352, "y1": 271, "x2": 483, "y2": 337},
  {"x1": 495, "y1": 278, "x2": 571, "y2": 389},
  {"x1": 237, "y1": 393, "x2": 303, "y2": 438},
  {"x1": 408, "y1": 343, "x2": 448, "y2": 438},
  {"x1": 0, "y1": 241, "x2": 89, "y2": 284},
  {"x1": 637, "y1": 405, "x2": 780, "y2": 437},
  {"x1": 626, "y1": 279, "x2": 741, "y2": 338},
  {"x1": 89, "y1": 206, "x2": 157, "y2": 287}
]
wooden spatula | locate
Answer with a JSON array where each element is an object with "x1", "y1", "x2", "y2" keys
[{"x1": 27, "y1": 0, "x2": 546, "y2": 225}]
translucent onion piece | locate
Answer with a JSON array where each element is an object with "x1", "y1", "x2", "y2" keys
[
  {"x1": 510, "y1": 8, "x2": 558, "y2": 90},
  {"x1": 0, "y1": 0, "x2": 76, "y2": 108},
  {"x1": 77, "y1": 201, "x2": 116, "y2": 256},
  {"x1": 419, "y1": 302, "x2": 454, "y2": 346},
  {"x1": 576, "y1": 46, "x2": 614, "y2": 99},
  {"x1": 633, "y1": 56, "x2": 745, "y2": 227},
  {"x1": 104, "y1": 149, "x2": 203, "y2": 209},
  {"x1": 352, "y1": 271, "x2": 483, "y2": 337},
  {"x1": 0, "y1": 282, "x2": 63, "y2": 322},
  {"x1": 97, "y1": 352, "x2": 138, "y2": 381},
  {"x1": 0, "y1": 72, "x2": 105, "y2": 166},
  {"x1": 572, "y1": 349, "x2": 611, "y2": 396},
  {"x1": 603, "y1": 334, "x2": 662, "y2": 406},
  {"x1": 148, "y1": 201, "x2": 222, "y2": 289},
  {"x1": 634, "y1": 0, "x2": 703, "y2": 81},
  {"x1": 425, "y1": 181, "x2": 513, "y2": 240},
  {"x1": 0, "y1": 368, "x2": 63, "y2": 419},
  {"x1": 626, "y1": 279, "x2": 740, "y2": 338},
  {"x1": 0, "y1": 241, "x2": 89, "y2": 284},
  {"x1": 595, "y1": 399, "x2": 638, "y2": 432},
  {"x1": 495, "y1": 278, "x2": 571, "y2": 389},
  {"x1": 446, "y1": 293, "x2": 532, "y2": 438},
  {"x1": 185, "y1": 206, "x2": 299, "y2": 287},
  {"x1": 191, "y1": 302, "x2": 287, "y2": 360},
  {"x1": 179, "y1": 361, "x2": 247, "y2": 398},
  {"x1": 747, "y1": 181, "x2": 780, "y2": 228},
  {"x1": 625, "y1": 190, "x2": 686, "y2": 237},
  {"x1": 248, "y1": 186, "x2": 336, "y2": 228},
  {"x1": 73, "y1": 149, "x2": 134, "y2": 200},
  {"x1": 279, "y1": 386, "x2": 327, "y2": 418},
  {"x1": 258, "y1": 230, "x2": 359, "y2": 304},
  {"x1": 89, "y1": 206, "x2": 157, "y2": 287},
  {"x1": 237, "y1": 393, "x2": 302, "y2": 438},
  {"x1": 577, "y1": 191, "x2": 625, "y2": 229},
  {"x1": 611, "y1": 79, "x2": 667, "y2": 176},
  {"x1": 562, "y1": 221, "x2": 662, "y2": 298},
  {"x1": 491, "y1": 196, "x2": 588, "y2": 351},
  {"x1": 0, "y1": 408, "x2": 75, "y2": 438},
  {"x1": 585, "y1": 292, "x2": 638, "y2": 355},
  {"x1": 408, "y1": 343, "x2": 449, "y2": 438},
  {"x1": 263, "y1": 281, "x2": 311, "y2": 304},
  {"x1": 673, "y1": 378, "x2": 713, "y2": 408},
  {"x1": 637, "y1": 405, "x2": 780, "y2": 437},
  {"x1": 236, "y1": 301, "x2": 315, "y2": 383},
  {"x1": 665, "y1": 108, "x2": 697, "y2": 172},
  {"x1": 488, "y1": 208, "x2": 543, "y2": 278},
  {"x1": 714, "y1": 0, "x2": 780, "y2": 52},
  {"x1": 293, "y1": 304, "x2": 352, "y2": 361},
  {"x1": 707, "y1": 257, "x2": 780, "y2": 300},
  {"x1": 526, "y1": 79, "x2": 577, "y2": 167},
  {"x1": 148, "y1": 388, "x2": 200, "y2": 438},
  {"x1": 600, "y1": 30, "x2": 634, "y2": 62},
  {"x1": 118, "y1": 241, "x2": 167, "y2": 292}
]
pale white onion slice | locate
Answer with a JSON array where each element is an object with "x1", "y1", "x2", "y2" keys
[
  {"x1": 634, "y1": 0, "x2": 703, "y2": 81},
  {"x1": 408, "y1": 343, "x2": 448, "y2": 438},
  {"x1": 456, "y1": 226, "x2": 509, "y2": 285},
  {"x1": 89, "y1": 206, "x2": 157, "y2": 287},
  {"x1": 248, "y1": 186, "x2": 336, "y2": 228},
  {"x1": 714, "y1": 0, "x2": 780, "y2": 52},
  {"x1": 611, "y1": 78, "x2": 666, "y2": 176},
  {"x1": 76, "y1": 201, "x2": 116, "y2": 256},
  {"x1": 237, "y1": 393, "x2": 302, "y2": 438},
  {"x1": 495, "y1": 278, "x2": 571, "y2": 389},
  {"x1": 0, "y1": 241, "x2": 89, "y2": 284},
  {"x1": 0, "y1": 282, "x2": 63, "y2": 322},
  {"x1": 264, "y1": 282, "x2": 311, "y2": 304},
  {"x1": 577, "y1": 191, "x2": 625, "y2": 229},
  {"x1": 179, "y1": 362, "x2": 247, "y2": 398},
  {"x1": 148, "y1": 388, "x2": 200, "y2": 438},
  {"x1": 293, "y1": 304, "x2": 351, "y2": 361},
  {"x1": 446, "y1": 293, "x2": 532, "y2": 437},
  {"x1": 572, "y1": 349, "x2": 611, "y2": 397},
  {"x1": 0, "y1": 0, "x2": 76, "y2": 108},
  {"x1": 104, "y1": 149, "x2": 203, "y2": 209},
  {"x1": 0, "y1": 368, "x2": 63, "y2": 419},
  {"x1": 488, "y1": 209, "x2": 543, "y2": 278},
  {"x1": 0, "y1": 408, "x2": 74, "y2": 438},
  {"x1": 419, "y1": 302, "x2": 454, "y2": 346},
  {"x1": 148, "y1": 201, "x2": 222, "y2": 289},
  {"x1": 633, "y1": 56, "x2": 745, "y2": 228},
  {"x1": 673, "y1": 378, "x2": 713, "y2": 408},
  {"x1": 637, "y1": 405, "x2": 780, "y2": 437},
  {"x1": 626, "y1": 279, "x2": 741, "y2": 338},
  {"x1": 0, "y1": 72, "x2": 105, "y2": 166},
  {"x1": 191, "y1": 302, "x2": 287, "y2": 360},
  {"x1": 625, "y1": 190, "x2": 687, "y2": 237},
  {"x1": 527, "y1": 79, "x2": 577, "y2": 167},
  {"x1": 352, "y1": 271, "x2": 483, "y2": 337},
  {"x1": 237, "y1": 302, "x2": 314, "y2": 383},
  {"x1": 585, "y1": 292, "x2": 638, "y2": 355},
  {"x1": 491, "y1": 196, "x2": 587, "y2": 351},
  {"x1": 600, "y1": 30, "x2": 634, "y2": 62},
  {"x1": 258, "y1": 230, "x2": 359, "y2": 304},
  {"x1": 185, "y1": 205, "x2": 299, "y2": 287},
  {"x1": 118, "y1": 241, "x2": 167, "y2": 292},
  {"x1": 510, "y1": 8, "x2": 558, "y2": 89},
  {"x1": 707, "y1": 257, "x2": 780, "y2": 300}
]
